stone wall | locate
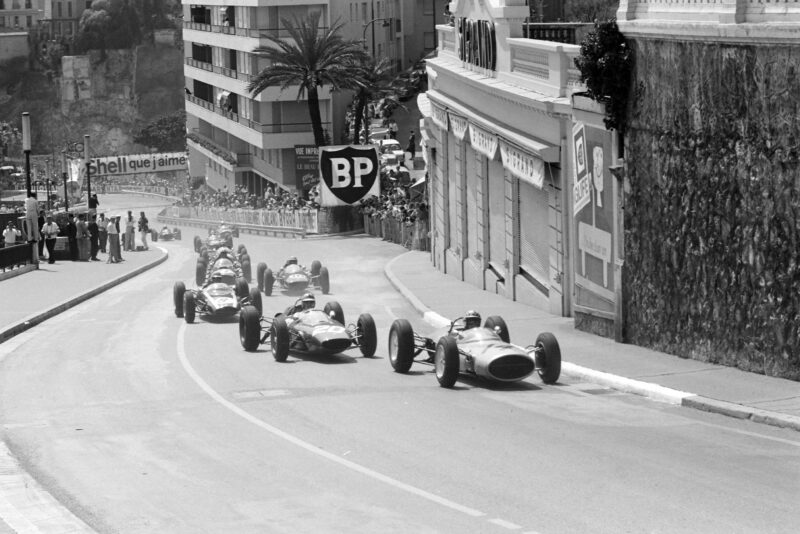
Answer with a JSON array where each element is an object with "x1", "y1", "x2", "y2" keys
[{"x1": 623, "y1": 38, "x2": 800, "y2": 380}]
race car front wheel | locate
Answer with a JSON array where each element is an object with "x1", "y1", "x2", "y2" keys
[
  {"x1": 271, "y1": 316, "x2": 290, "y2": 362},
  {"x1": 535, "y1": 332, "x2": 561, "y2": 384},
  {"x1": 356, "y1": 313, "x2": 377, "y2": 357},
  {"x1": 256, "y1": 263, "x2": 267, "y2": 292},
  {"x1": 240, "y1": 306, "x2": 261, "y2": 351},
  {"x1": 318, "y1": 267, "x2": 330, "y2": 295},
  {"x1": 248, "y1": 287, "x2": 262, "y2": 314},
  {"x1": 263, "y1": 269, "x2": 274, "y2": 296},
  {"x1": 173, "y1": 281, "x2": 185, "y2": 318},
  {"x1": 435, "y1": 336, "x2": 459, "y2": 388},
  {"x1": 388, "y1": 319, "x2": 415, "y2": 373},
  {"x1": 183, "y1": 292, "x2": 196, "y2": 324}
]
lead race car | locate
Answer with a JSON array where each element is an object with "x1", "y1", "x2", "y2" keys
[
  {"x1": 387, "y1": 310, "x2": 561, "y2": 388},
  {"x1": 258, "y1": 256, "x2": 330, "y2": 296},
  {"x1": 173, "y1": 265, "x2": 262, "y2": 324},
  {"x1": 238, "y1": 293, "x2": 376, "y2": 361}
]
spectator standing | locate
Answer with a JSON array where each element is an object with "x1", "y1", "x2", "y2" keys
[
  {"x1": 389, "y1": 119, "x2": 398, "y2": 139},
  {"x1": 97, "y1": 213, "x2": 108, "y2": 253},
  {"x1": 406, "y1": 130, "x2": 416, "y2": 162},
  {"x1": 24, "y1": 193, "x2": 41, "y2": 263},
  {"x1": 41, "y1": 214, "x2": 60, "y2": 264},
  {"x1": 2, "y1": 221, "x2": 20, "y2": 247},
  {"x1": 37, "y1": 210, "x2": 45, "y2": 257},
  {"x1": 88, "y1": 214, "x2": 100, "y2": 261},
  {"x1": 88, "y1": 193, "x2": 99, "y2": 216},
  {"x1": 66, "y1": 213, "x2": 78, "y2": 261},
  {"x1": 106, "y1": 216, "x2": 121, "y2": 263},
  {"x1": 138, "y1": 211, "x2": 149, "y2": 251},
  {"x1": 76, "y1": 213, "x2": 90, "y2": 261},
  {"x1": 124, "y1": 211, "x2": 135, "y2": 251}
]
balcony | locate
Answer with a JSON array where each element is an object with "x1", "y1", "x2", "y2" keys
[
  {"x1": 505, "y1": 39, "x2": 583, "y2": 98},
  {"x1": 185, "y1": 57, "x2": 252, "y2": 83},
  {"x1": 187, "y1": 129, "x2": 252, "y2": 170},
  {"x1": 183, "y1": 20, "x2": 328, "y2": 40},
  {"x1": 522, "y1": 23, "x2": 594, "y2": 45}
]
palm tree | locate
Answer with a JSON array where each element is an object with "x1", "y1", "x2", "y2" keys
[
  {"x1": 350, "y1": 56, "x2": 403, "y2": 144},
  {"x1": 247, "y1": 13, "x2": 366, "y2": 147}
]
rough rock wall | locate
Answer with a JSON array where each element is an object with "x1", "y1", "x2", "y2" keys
[{"x1": 624, "y1": 39, "x2": 800, "y2": 380}]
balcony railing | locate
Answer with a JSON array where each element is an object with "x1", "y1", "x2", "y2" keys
[
  {"x1": 185, "y1": 57, "x2": 253, "y2": 82},
  {"x1": 183, "y1": 20, "x2": 328, "y2": 40},
  {"x1": 522, "y1": 23, "x2": 593, "y2": 45},
  {"x1": 185, "y1": 94, "x2": 328, "y2": 135},
  {"x1": 506, "y1": 38, "x2": 583, "y2": 97}
]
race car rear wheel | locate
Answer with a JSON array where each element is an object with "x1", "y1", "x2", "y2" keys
[
  {"x1": 173, "y1": 281, "x2": 185, "y2": 317},
  {"x1": 237, "y1": 244, "x2": 247, "y2": 255},
  {"x1": 356, "y1": 313, "x2": 377, "y2": 357},
  {"x1": 235, "y1": 278, "x2": 249, "y2": 299},
  {"x1": 225, "y1": 236, "x2": 233, "y2": 249},
  {"x1": 271, "y1": 316, "x2": 290, "y2": 362},
  {"x1": 310, "y1": 260, "x2": 322, "y2": 276},
  {"x1": 323, "y1": 301, "x2": 344, "y2": 325},
  {"x1": 248, "y1": 287, "x2": 262, "y2": 314},
  {"x1": 239, "y1": 305, "x2": 261, "y2": 351},
  {"x1": 319, "y1": 266, "x2": 330, "y2": 294},
  {"x1": 388, "y1": 319, "x2": 415, "y2": 373},
  {"x1": 263, "y1": 269, "x2": 274, "y2": 296},
  {"x1": 484, "y1": 316, "x2": 510, "y2": 343},
  {"x1": 435, "y1": 336, "x2": 459, "y2": 388},
  {"x1": 535, "y1": 332, "x2": 561, "y2": 384},
  {"x1": 241, "y1": 259, "x2": 252, "y2": 283},
  {"x1": 193, "y1": 235, "x2": 201, "y2": 252},
  {"x1": 256, "y1": 262, "x2": 267, "y2": 292},
  {"x1": 195, "y1": 261, "x2": 206, "y2": 287},
  {"x1": 183, "y1": 292, "x2": 196, "y2": 324}
]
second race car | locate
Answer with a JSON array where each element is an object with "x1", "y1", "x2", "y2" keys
[
  {"x1": 387, "y1": 310, "x2": 561, "y2": 388},
  {"x1": 172, "y1": 270, "x2": 262, "y2": 324}
]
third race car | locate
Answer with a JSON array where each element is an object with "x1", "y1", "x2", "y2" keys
[{"x1": 258, "y1": 256, "x2": 330, "y2": 295}]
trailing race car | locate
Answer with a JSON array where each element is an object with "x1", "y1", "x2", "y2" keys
[
  {"x1": 238, "y1": 294, "x2": 376, "y2": 361},
  {"x1": 387, "y1": 310, "x2": 561, "y2": 388},
  {"x1": 258, "y1": 256, "x2": 330, "y2": 295},
  {"x1": 196, "y1": 245, "x2": 253, "y2": 285},
  {"x1": 152, "y1": 226, "x2": 181, "y2": 242},
  {"x1": 193, "y1": 224, "x2": 238, "y2": 254},
  {"x1": 172, "y1": 271, "x2": 262, "y2": 324}
]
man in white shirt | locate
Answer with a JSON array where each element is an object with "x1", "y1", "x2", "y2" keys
[
  {"x1": 41, "y1": 214, "x2": 60, "y2": 264},
  {"x1": 2, "y1": 222, "x2": 20, "y2": 247}
]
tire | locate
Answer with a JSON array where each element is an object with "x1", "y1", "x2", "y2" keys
[
  {"x1": 318, "y1": 266, "x2": 330, "y2": 294},
  {"x1": 235, "y1": 278, "x2": 249, "y2": 299},
  {"x1": 256, "y1": 262, "x2": 267, "y2": 292},
  {"x1": 193, "y1": 235, "x2": 201, "y2": 252},
  {"x1": 323, "y1": 301, "x2": 344, "y2": 325},
  {"x1": 434, "y1": 336, "x2": 459, "y2": 388},
  {"x1": 270, "y1": 315, "x2": 290, "y2": 362},
  {"x1": 200, "y1": 248, "x2": 209, "y2": 262},
  {"x1": 173, "y1": 281, "x2": 185, "y2": 317},
  {"x1": 388, "y1": 319, "x2": 415, "y2": 373},
  {"x1": 248, "y1": 287, "x2": 262, "y2": 314},
  {"x1": 357, "y1": 313, "x2": 377, "y2": 357},
  {"x1": 183, "y1": 292, "x2": 196, "y2": 323},
  {"x1": 484, "y1": 316, "x2": 510, "y2": 343},
  {"x1": 174, "y1": 229, "x2": 181, "y2": 240},
  {"x1": 237, "y1": 244, "x2": 247, "y2": 254},
  {"x1": 241, "y1": 253, "x2": 251, "y2": 265},
  {"x1": 232, "y1": 227, "x2": 239, "y2": 237},
  {"x1": 535, "y1": 332, "x2": 561, "y2": 384},
  {"x1": 226, "y1": 236, "x2": 233, "y2": 249},
  {"x1": 195, "y1": 261, "x2": 206, "y2": 286},
  {"x1": 151, "y1": 230, "x2": 158, "y2": 242},
  {"x1": 263, "y1": 268, "x2": 274, "y2": 296},
  {"x1": 241, "y1": 259, "x2": 252, "y2": 283},
  {"x1": 239, "y1": 305, "x2": 261, "y2": 351},
  {"x1": 310, "y1": 260, "x2": 322, "y2": 276}
]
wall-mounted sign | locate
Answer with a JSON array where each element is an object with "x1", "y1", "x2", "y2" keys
[
  {"x1": 469, "y1": 123, "x2": 498, "y2": 159},
  {"x1": 500, "y1": 140, "x2": 544, "y2": 188},
  {"x1": 572, "y1": 122, "x2": 591, "y2": 215},
  {"x1": 457, "y1": 17, "x2": 496, "y2": 70},
  {"x1": 318, "y1": 145, "x2": 380, "y2": 206},
  {"x1": 294, "y1": 145, "x2": 319, "y2": 190},
  {"x1": 431, "y1": 102, "x2": 449, "y2": 131},
  {"x1": 449, "y1": 113, "x2": 469, "y2": 141},
  {"x1": 87, "y1": 152, "x2": 188, "y2": 176}
]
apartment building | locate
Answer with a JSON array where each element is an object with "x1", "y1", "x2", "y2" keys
[
  {"x1": 45, "y1": 1, "x2": 91, "y2": 38},
  {"x1": 0, "y1": 0, "x2": 46, "y2": 30}
]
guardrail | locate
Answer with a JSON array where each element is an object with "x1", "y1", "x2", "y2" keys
[
  {"x1": 0, "y1": 243, "x2": 34, "y2": 272},
  {"x1": 157, "y1": 213, "x2": 306, "y2": 239},
  {"x1": 170, "y1": 206, "x2": 319, "y2": 234}
]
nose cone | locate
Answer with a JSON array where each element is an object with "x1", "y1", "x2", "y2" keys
[
  {"x1": 312, "y1": 330, "x2": 352, "y2": 353},
  {"x1": 486, "y1": 354, "x2": 535, "y2": 381}
]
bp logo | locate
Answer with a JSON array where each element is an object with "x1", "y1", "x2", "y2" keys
[{"x1": 319, "y1": 145, "x2": 380, "y2": 206}]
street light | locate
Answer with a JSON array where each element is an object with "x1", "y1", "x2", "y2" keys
[
  {"x1": 61, "y1": 150, "x2": 69, "y2": 212},
  {"x1": 84, "y1": 134, "x2": 92, "y2": 212},
  {"x1": 22, "y1": 112, "x2": 31, "y2": 197},
  {"x1": 362, "y1": 17, "x2": 392, "y2": 54}
]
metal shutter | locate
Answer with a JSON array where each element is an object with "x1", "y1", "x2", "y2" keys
[
  {"x1": 447, "y1": 134, "x2": 458, "y2": 249},
  {"x1": 517, "y1": 179, "x2": 550, "y2": 284},
  {"x1": 465, "y1": 145, "x2": 478, "y2": 258},
  {"x1": 487, "y1": 158, "x2": 506, "y2": 278}
]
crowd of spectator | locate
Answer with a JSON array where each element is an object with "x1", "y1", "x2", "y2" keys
[
  {"x1": 358, "y1": 181, "x2": 429, "y2": 251},
  {"x1": 176, "y1": 184, "x2": 319, "y2": 211}
]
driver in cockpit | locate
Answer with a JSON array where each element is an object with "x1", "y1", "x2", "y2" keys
[{"x1": 285, "y1": 292, "x2": 316, "y2": 317}]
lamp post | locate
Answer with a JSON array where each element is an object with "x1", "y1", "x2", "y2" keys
[
  {"x1": 22, "y1": 112, "x2": 31, "y2": 197},
  {"x1": 362, "y1": 17, "x2": 392, "y2": 54},
  {"x1": 83, "y1": 134, "x2": 91, "y2": 211},
  {"x1": 61, "y1": 150, "x2": 69, "y2": 212}
]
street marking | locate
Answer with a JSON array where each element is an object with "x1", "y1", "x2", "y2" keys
[
  {"x1": 489, "y1": 518, "x2": 522, "y2": 529},
  {"x1": 177, "y1": 323, "x2": 486, "y2": 518},
  {"x1": 383, "y1": 305, "x2": 398, "y2": 320}
]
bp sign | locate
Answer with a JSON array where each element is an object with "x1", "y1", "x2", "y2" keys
[{"x1": 319, "y1": 145, "x2": 380, "y2": 206}]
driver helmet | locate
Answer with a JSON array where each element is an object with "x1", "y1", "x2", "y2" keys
[
  {"x1": 210, "y1": 272, "x2": 223, "y2": 283},
  {"x1": 464, "y1": 310, "x2": 481, "y2": 330},
  {"x1": 301, "y1": 292, "x2": 315, "y2": 310},
  {"x1": 286, "y1": 256, "x2": 298, "y2": 266},
  {"x1": 217, "y1": 247, "x2": 231, "y2": 259}
]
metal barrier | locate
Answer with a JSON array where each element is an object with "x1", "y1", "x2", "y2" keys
[
  {"x1": 0, "y1": 243, "x2": 33, "y2": 271},
  {"x1": 363, "y1": 214, "x2": 429, "y2": 251},
  {"x1": 190, "y1": 206, "x2": 319, "y2": 234},
  {"x1": 157, "y1": 214, "x2": 306, "y2": 239}
]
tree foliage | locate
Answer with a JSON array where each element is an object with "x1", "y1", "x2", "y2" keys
[
  {"x1": 247, "y1": 13, "x2": 366, "y2": 147},
  {"x1": 573, "y1": 20, "x2": 632, "y2": 132},
  {"x1": 74, "y1": 0, "x2": 142, "y2": 53},
  {"x1": 350, "y1": 57, "x2": 402, "y2": 143},
  {"x1": 564, "y1": 0, "x2": 619, "y2": 22},
  {"x1": 134, "y1": 110, "x2": 186, "y2": 152},
  {"x1": 0, "y1": 122, "x2": 22, "y2": 162}
]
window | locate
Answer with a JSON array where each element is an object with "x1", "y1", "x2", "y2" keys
[
  {"x1": 25, "y1": 0, "x2": 31, "y2": 8},
  {"x1": 362, "y1": 2, "x2": 367, "y2": 21},
  {"x1": 86, "y1": 1, "x2": 91, "y2": 9},
  {"x1": 68, "y1": 2, "x2": 71, "y2": 17},
  {"x1": 26, "y1": 15, "x2": 31, "y2": 26},
  {"x1": 13, "y1": 16, "x2": 19, "y2": 27}
]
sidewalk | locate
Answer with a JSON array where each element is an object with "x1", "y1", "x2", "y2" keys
[
  {"x1": 385, "y1": 250, "x2": 800, "y2": 432},
  {"x1": 0, "y1": 247, "x2": 168, "y2": 344}
]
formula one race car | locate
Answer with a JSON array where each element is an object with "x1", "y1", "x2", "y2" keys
[
  {"x1": 193, "y1": 224, "x2": 238, "y2": 254},
  {"x1": 151, "y1": 226, "x2": 181, "y2": 242},
  {"x1": 238, "y1": 296, "x2": 376, "y2": 361},
  {"x1": 387, "y1": 311, "x2": 561, "y2": 388},
  {"x1": 257, "y1": 256, "x2": 330, "y2": 296},
  {"x1": 172, "y1": 271, "x2": 261, "y2": 324},
  {"x1": 196, "y1": 245, "x2": 253, "y2": 285}
]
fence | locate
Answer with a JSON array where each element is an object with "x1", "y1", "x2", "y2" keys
[
  {"x1": 190, "y1": 206, "x2": 319, "y2": 234},
  {"x1": 363, "y1": 214, "x2": 430, "y2": 251},
  {"x1": 0, "y1": 243, "x2": 33, "y2": 272}
]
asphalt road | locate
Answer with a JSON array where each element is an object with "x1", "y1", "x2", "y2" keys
[{"x1": 1, "y1": 206, "x2": 799, "y2": 533}]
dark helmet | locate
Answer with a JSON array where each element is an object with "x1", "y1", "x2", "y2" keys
[
  {"x1": 464, "y1": 310, "x2": 481, "y2": 330},
  {"x1": 211, "y1": 272, "x2": 223, "y2": 283},
  {"x1": 301, "y1": 292, "x2": 315, "y2": 310},
  {"x1": 286, "y1": 256, "x2": 298, "y2": 265}
]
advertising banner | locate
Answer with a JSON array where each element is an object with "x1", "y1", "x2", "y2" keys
[
  {"x1": 500, "y1": 140, "x2": 544, "y2": 189},
  {"x1": 318, "y1": 145, "x2": 380, "y2": 207},
  {"x1": 469, "y1": 123, "x2": 498, "y2": 159},
  {"x1": 294, "y1": 145, "x2": 319, "y2": 190},
  {"x1": 87, "y1": 152, "x2": 188, "y2": 177},
  {"x1": 572, "y1": 122, "x2": 615, "y2": 307}
]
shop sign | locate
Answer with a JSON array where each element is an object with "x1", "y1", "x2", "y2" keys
[
  {"x1": 500, "y1": 140, "x2": 543, "y2": 188},
  {"x1": 578, "y1": 221, "x2": 611, "y2": 288},
  {"x1": 469, "y1": 123, "x2": 498, "y2": 159},
  {"x1": 457, "y1": 18, "x2": 496, "y2": 71},
  {"x1": 319, "y1": 145, "x2": 380, "y2": 206},
  {"x1": 449, "y1": 113, "x2": 469, "y2": 141},
  {"x1": 87, "y1": 152, "x2": 188, "y2": 176},
  {"x1": 294, "y1": 145, "x2": 319, "y2": 189},
  {"x1": 431, "y1": 102, "x2": 449, "y2": 131},
  {"x1": 572, "y1": 122, "x2": 591, "y2": 215}
]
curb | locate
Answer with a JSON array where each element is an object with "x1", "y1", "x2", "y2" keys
[
  {"x1": 0, "y1": 248, "x2": 169, "y2": 344},
  {"x1": 384, "y1": 251, "x2": 800, "y2": 432}
]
